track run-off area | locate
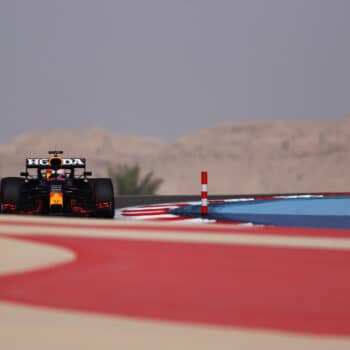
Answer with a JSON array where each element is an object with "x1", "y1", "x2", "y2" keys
[{"x1": 1, "y1": 214, "x2": 350, "y2": 349}]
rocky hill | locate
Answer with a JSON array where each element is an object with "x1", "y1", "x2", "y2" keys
[{"x1": 1, "y1": 117, "x2": 350, "y2": 194}]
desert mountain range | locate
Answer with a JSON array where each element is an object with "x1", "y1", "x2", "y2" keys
[{"x1": 1, "y1": 117, "x2": 350, "y2": 195}]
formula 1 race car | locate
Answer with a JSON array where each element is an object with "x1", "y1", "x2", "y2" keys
[{"x1": 0, "y1": 151, "x2": 115, "y2": 218}]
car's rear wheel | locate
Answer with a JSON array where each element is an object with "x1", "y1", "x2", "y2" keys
[
  {"x1": 1, "y1": 177, "x2": 24, "y2": 214},
  {"x1": 92, "y1": 178, "x2": 115, "y2": 218}
]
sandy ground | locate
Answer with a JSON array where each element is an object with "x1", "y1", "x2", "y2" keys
[
  {"x1": 0, "y1": 236, "x2": 74, "y2": 275},
  {"x1": 2, "y1": 117, "x2": 350, "y2": 194},
  {"x1": 2, "y1": 301, "x2": 350, "y2": 350},
  {"x1": 1, "y1": 215, "x2": 350, "y2": 350}
]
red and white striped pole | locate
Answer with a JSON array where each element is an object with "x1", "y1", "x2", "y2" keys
[{"x1": 201, "y1": 171, "x2": 208, "y2": 217}]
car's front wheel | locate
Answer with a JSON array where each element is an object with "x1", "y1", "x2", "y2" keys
[
  {"x1": 0, "y1": 177, "x2": 24, "y2": 214},
  {"x1": 91, "y1": 178, "x2": 115, "y2": 218}
]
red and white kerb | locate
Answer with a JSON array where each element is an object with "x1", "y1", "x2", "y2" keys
[{"x1": 201, "y1": 171, "x2": 208, "y2": 216}]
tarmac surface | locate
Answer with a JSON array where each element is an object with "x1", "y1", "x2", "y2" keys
[{"x1": 1, "y1": 215, "x2": 350, "y2": 349}]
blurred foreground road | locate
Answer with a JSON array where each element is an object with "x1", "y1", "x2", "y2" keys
[{"x1": 1, "y1": 215, "x2": 350, "y2": 349}]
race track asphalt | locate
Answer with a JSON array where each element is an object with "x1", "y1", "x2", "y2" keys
[{"x1": 1, "y1": 215, "x2": 350, "y2": 349}]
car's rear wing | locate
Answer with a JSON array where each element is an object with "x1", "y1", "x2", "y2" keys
[{"x1": 26, "y1": 158, "x2": 86, "y2": 169}]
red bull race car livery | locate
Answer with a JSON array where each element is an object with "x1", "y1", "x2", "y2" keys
[{"x1": 0, "y1": 151, "x2": 115, "y2": 218}]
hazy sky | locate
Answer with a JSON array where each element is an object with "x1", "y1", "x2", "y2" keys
[{"x1": 0, "y1": 0, "x2": 350, "y2": 141}]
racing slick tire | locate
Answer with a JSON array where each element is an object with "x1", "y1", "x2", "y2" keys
[
  {"x1": 0, "y1": 177, "x2": 24, "y2": 214},
  {"x1": 92, "y1": 178, "x2": 115, "y2": 218}
]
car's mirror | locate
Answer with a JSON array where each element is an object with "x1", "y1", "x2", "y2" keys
[
  {"x1": 20, "y1": 171, "x2": 29, "y2": 177},
  {"x1": 84, "y1": 171, "x2": 92, "y2": 177}
]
